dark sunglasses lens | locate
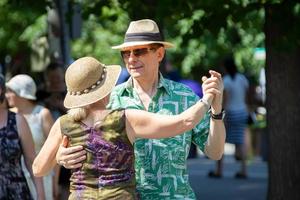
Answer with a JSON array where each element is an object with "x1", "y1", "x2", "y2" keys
[
  {"x1": 121, "y1": 48, "x2": 150, "y2": 58},
  {"x1": 121, "y1": 50, "x2": 131, "y2": 58},
  {"x1": 133, "y1": 48, "x2": 149, "y2": 57}
]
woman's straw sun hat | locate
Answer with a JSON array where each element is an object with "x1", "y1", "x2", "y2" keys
[{"x1": 64, "y1": 57, "x2": 121, "y2": 109}]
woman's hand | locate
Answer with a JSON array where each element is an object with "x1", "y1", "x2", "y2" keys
[{"x1": 202, "y1": 70, "x2": 224, "y2": 114}]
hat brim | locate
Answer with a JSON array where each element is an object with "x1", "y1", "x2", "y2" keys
[
  {"x1": 64, "y1": 64, "x2": 121, "y2": 109},
  {"x1": 112, "y1": 41, "x2": 174, "y2": 49}
]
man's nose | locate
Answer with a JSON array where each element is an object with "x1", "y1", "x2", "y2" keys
[{"x1": 128, "y1": 52, "x2": 138, "y2": 62}]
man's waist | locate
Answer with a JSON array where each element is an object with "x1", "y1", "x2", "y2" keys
[{"x1": 136, "y1": 185, "x2": 195, "y2": 200}]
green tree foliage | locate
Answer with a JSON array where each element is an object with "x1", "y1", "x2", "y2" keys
[
  {"x1": 0, "y1": 0, "x2": 48, "y2": 56},
  {"x1": 116, "y1": 0, "x2": 266, "y2": 81},
  {"x1": 71, "y1": 0, "x2": 130, "y2": 65},
  {"x1": 71, "y1": 0, "x2": 267, "y2": 81},
  {"x1": 1, "y1": 0, "x2": 283, "y2": 82}
]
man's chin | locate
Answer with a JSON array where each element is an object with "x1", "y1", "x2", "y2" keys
[{"x1": 130, "y1": 72, "x2": 143, "y2": 78}]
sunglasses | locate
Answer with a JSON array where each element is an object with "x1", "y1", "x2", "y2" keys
[{"x1": 121, "y1": 47, "x2": 158, "y2": 59}]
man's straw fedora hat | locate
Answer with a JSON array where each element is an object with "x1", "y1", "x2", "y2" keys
[
  {"x1": 64, "y1": 57, "x2": 121, "y2": 109},
  {"x1": 112, "y1": 19, "x2": 174, "y2": 49}
]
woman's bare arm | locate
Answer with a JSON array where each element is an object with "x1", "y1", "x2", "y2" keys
[
  {"x1": 203, "y1": 70, "x2": 226, "y2": 160},
  {"x1": 17, "y1": 114, "x2": 45, "y2": 200},
  {"x1": 125, "y1": 95, "x2": 212, "y2": 141},
  {"x1": 33, "y1": 118, "x2": 62, "y2": 177}
]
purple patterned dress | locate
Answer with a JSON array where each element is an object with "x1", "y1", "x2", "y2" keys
[
  {"x1": 60, "y1": 109, "x2": 138, "y2": 200},
  {"x1": 0, "y1": 111, "x2": 33, "y2": 200}
]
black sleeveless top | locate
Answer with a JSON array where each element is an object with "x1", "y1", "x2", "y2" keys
[{"x1": 0, "y1": 111, "x2": 32, "y2": 200}]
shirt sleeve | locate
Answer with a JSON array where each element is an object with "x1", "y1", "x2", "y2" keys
[
  {"x1": 192, "y1": 112, "x2": 210, "y2": 152},
  {"x1": 107, "y1": 87, "x2": 122, "y2": 110},
  {"x1": 187, "y1": 92, "x2": 210, "y2": 152}
]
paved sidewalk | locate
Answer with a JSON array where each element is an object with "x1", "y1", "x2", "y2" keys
[{"x1": 187, "y1": 144, "x2": 268, "y2": 200}]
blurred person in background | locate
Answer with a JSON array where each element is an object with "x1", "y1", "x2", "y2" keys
[
  {"x1": 42, "y1": 62, "x2": 70, "y2": 199},
  {"x1": 208, "y1": 56, "x2": 249, "y2": 179},
  {"x1": 0, "y1": 74, "x2": 45, "y2": 200},
  {"x1": 5, "y1": 74, "x2": 57, "y2": 199},
  {"x1": 43, "y1": 62, "x2": 67, "y2": 119}
]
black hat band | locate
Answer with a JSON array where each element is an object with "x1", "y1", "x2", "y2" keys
[{"x1": 124, "y1": 32, "x2": 162, "y2": 42}]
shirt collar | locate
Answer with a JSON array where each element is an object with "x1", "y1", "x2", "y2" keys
[{"x1": 121, "y1": 73, "x2": 171, "y2": 96}]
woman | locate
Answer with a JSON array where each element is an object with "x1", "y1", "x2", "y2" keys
[
  {"x1": 33, "y1": 57, "x2": 221, "y2": 199},
  {"x1": 208, "y1": 57, "x2": 249, "y2": 179},
  {"x1": 5, "y1": 74, "x2": 58, "y2": 199},
  {"x1": 0, "y1": 74, "x2": 45, "y2": 200}
]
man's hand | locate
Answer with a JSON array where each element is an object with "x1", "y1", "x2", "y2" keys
[
  {"x1": 56, "y1": 136, "x2": 86, "y2": 169},
  {"x1": 202, "y1": 70, "x2": 224, "y2": 114}
]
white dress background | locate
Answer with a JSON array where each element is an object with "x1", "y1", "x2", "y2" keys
[{"x1": 21, "y1": 105, "x2": 54, "y2": 200}]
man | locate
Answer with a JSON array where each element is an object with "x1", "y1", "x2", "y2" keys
[{"x1": 56, "y1": 19, "x2": 225, "y2": 199}]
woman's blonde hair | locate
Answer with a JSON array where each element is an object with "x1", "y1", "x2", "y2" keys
[{"x1": 67, "y1": 107, "x2": 88, "y2": 121}]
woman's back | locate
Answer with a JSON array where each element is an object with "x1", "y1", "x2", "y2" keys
[
  {"x1": 60, "y1": 109, "x2": 137, "y2": 200},
  {"x1": 223, "y1": 73, "x2": 249, "y2": 111}
]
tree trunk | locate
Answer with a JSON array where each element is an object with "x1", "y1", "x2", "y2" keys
[{"x1": 265, "y1": 2, "x2": 300, "y2": 200}]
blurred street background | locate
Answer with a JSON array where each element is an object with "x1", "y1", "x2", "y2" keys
[{"x1": 188, "y1": 144, "x2": 268, "y2": 200}]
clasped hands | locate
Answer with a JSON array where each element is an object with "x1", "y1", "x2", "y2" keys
[{"x1": 201, "y1": 70, "x2": 224, "y2": 114}]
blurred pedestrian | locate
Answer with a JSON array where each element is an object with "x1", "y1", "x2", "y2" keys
[
  {"x1": 43, "y1": 62, "x2": 67, "y2": 119},
  {"x1": 208, "y1": 57, "x2": 249, "y2": 179},
  {"x1": 0, "y1": 74, "x2": 45, "y2": 200},
  {"x1": 5, "y1": 74, "x2": 57, "y2": 199},
  {"x1": 41, "y1": 62, "x2": 70, "y2": 199}
]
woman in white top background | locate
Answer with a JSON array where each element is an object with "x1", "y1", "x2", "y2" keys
[
  {"x1": 209, "y1": 56, "x2": 249, "y2": 179},
  {"x1": 5, "y1": 74, "x2": 58, "y2": 199}
]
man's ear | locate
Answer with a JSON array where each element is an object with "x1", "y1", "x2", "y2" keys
[{"x1": 157, "y1": 47, "x2": 165, "y2": 62}]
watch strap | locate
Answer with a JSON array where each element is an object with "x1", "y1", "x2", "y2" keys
[
  {"x1": 210, "y1": 109, "x2": 225, "y2": 120},
  {"x1": 199, "y1": 98, "x2": 210, "y2": 111}
]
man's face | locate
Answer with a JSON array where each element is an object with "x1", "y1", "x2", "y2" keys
[{"x1": 120, "y1": 44, "x2": 165, "y2": 80}]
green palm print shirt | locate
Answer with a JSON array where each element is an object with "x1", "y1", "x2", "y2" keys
[{"x1": 107, "y1": 74, "x2": 210, "y2": 200}]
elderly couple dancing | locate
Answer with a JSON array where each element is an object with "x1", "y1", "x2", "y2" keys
[{"x1": 33, "y1": 19, "x2": 226, "y2": 200}]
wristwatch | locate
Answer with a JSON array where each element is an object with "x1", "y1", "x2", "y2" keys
[
  {"x1": 209, "y1": 109, "x2": 225, "y2": 120},
  {"x1": 199, "y1": 98, "x2": 210, "y2": 110}
]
